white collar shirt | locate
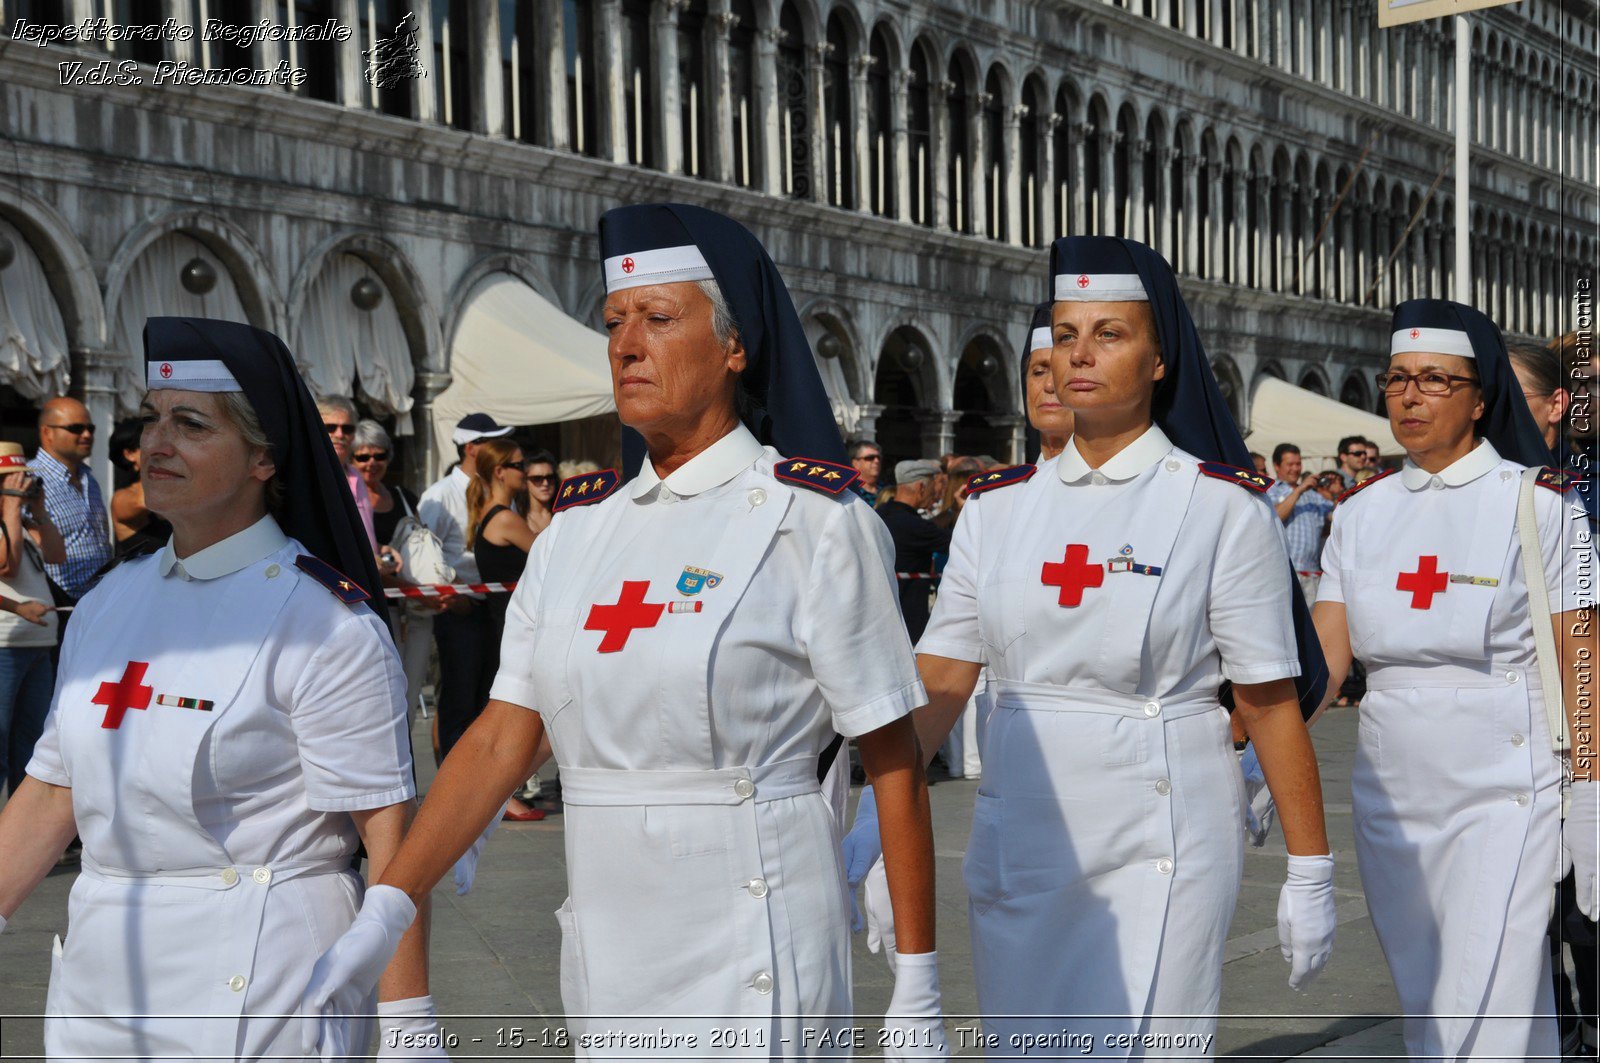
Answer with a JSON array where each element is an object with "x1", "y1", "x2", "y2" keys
[{"x1": 418, "y1": 465, "x2": 477, "y2": 582}]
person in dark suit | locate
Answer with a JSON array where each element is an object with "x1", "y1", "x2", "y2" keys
[{"x1": 875, "y1": 459, "x2": 952, "y2": 643}]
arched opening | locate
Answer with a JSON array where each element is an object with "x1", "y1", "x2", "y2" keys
[
  {"x1": 1053, "y1": 83, "x2": 1079, "y2": 239},
  {"x1": 563, "y1": 0, "x2": 599, "y2": 155},
  {"x1": 292, "y1": 0, "x2": 340, "y2": 104},
  {"x1": 823, "y1": 12, "x2": 855, "y2": 208},
  {"x1": 1298, "y1": 368, "x2": 1329, "y2": 397},
  {"x1": 983, "y1": 66, "x2": 1008, "y2": 241},
  {"x1": 946, "y1": 56, "x2": 975, "y2": 234},
  {"x1": 1340, "y1": 372, "x2": 1370, "y2": 412},
  {"x1": 953, "y1": 336, "x2": 1011, "y2": 458},
  {"x1": 728, "y1": 0, "x2": 759, "y2": 186},
  {"x1": 0, "y1": 216, "x2": 73, "y2": 442},
  {"x1": 678, "y1": 0, "x2": 711, "y2": 177},
  {"x1": 1211, "y1": 355, "x2": 1244, "y2": 427},
  {"x1": 620, "y1": 0, "x2": 655, "y2": 167},
  {"x1": 907, "y1": 41, "x2": 935, "y2": 226},
  {"x1": 498, "y1": 0, "x2": 539, "y2": 138},
  {"x1": 1020, "y1": 79, "x2": 1045, "y2": 246},
  {"x1": 866, "y1": 26, "x2": 895, "y2": 217},
  {"x1": 777, "y1": 2, "x2": 812, "y2": 199},
  {"x1": 875, "y1": 327, "x2": 932, "y2": 466}
]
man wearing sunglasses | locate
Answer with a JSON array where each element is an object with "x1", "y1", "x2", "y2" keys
[{"x1": 27, "y1": 397, "x2": 110, "y2": 606}]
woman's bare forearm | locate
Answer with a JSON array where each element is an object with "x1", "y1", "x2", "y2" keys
[
  {"x1": 858, "y1": 715, "x2": 936, "y2": 954},
  {"x1": 0, "y1": 777, "x2": 77, "y2": 919},
  {"x1": 912, "y1": 654, "x2": 983, "y2": 769},
  {"x1": 1234, "y1": 678, "x2": 1330, "y2": 856},
  {"x1": 353, "y1": 801, "x2": 430, "y2": 1002}
]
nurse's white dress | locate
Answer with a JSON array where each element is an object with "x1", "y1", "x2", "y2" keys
[
  {"x1": 489, "y1": 425, "x2": 925, "y2": 1060},
  {"x1": 917, "y1": 426, "x2": 1300, "y2": 1058},
  {"x1": 1318, "y1": 440, "x2": 1596, "y2": 1060},
  {"x1": 25, "y1": 516, "x2": 413, "y2": 1062}
]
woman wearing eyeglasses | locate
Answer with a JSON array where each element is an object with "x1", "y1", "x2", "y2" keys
[
  {"x1": 318, "y1": 396, "x2": 381, "y2": 563},
  {"x1": 522, "y1": 449, "x2": 559, "y2": 540},
  {"x1": 1312, "y1": 299, "x2": 1598, "y2": 1061}
]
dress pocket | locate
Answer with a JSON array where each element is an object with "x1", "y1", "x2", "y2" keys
[
  {"x1": 962, "y1": 793, "x2": 1006, "y2": 915},
  {"x1": 554, "y1": 898, "x2": 588, "y2": 1038}
]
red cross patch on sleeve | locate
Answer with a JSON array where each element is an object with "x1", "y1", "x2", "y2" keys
[
  {"x1": 1535, "y1": 466, "x2": 1577, "y2": 492},
  {"x1": 965, "y1": 464, "x2": 1037, "y2": 498},
  {"x1": 1197, "y1": 461, "x2": 1272, "y2": 494},
  {"x1": 293, "y1": 554, "x2": 371, "y2": 605},
  {"x1": 774, "y1": 457, "x2": 859, "y2": 496},
  {"x1": 553, "y1": 469, "x2": 620, "y2": 512}
]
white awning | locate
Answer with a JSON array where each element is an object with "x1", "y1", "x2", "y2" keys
[
  {"x1": 1244, "y1": 376, "x2": 1399, "y2": 462},
  {"x1": 433, "y1": 275, "x2": 615, "y2": 465}
]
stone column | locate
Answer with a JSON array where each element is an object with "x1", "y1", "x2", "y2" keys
[
  {"x1": 892, "y1": 70, "x2": 914, "y2": 223},
  {"x1": 932, "y1": 82, "x2": 953, "y2": 231},
  {"x1": 413, "y1": 370, "x2": 454, "y2": 481},
  {"x1": 708, "y1": 7, "x2": 735, "y2": 182},
  {"x1": 337, "y1": 0, "x2": 364, "y2": 109},
  {"x1": 1231, "y1": 164, "x2": 1249, "y2": 285},
  {"x1": 1297, "y1": 182, "x2": 1315, "y2": 295},
  {"x1": 1181, "y1": 154, "x2": 1200, "y2": 274},
  {"x1": 537, "y1": 0, "x2": 568, "y2": 147},
  {"x1": 989, "y1": 414, "x2": 1026, "y2": 466},
  {"x1": 1100, "y1": 128, "x2": 1120, "y2": 236},
  {"x1": 971, "y1": 92, "x2": 992, "y2": 238},
  {"x1": 920, "y1": 410, "x2": 961, "y2": 462},
  {"x1": 1072, "y1": 122, "x2": 1091, "y2": 237},
  {"x1": 653, "y1": 0, "x2": 684, "y2": 173},
  {"x1": 77, "y1": 348, "x2": 121, "y2": 495},
  {"x1": 1127, "y1": 138, "x2": 1148, "y2": 243},
  {"x1": 854, "y1": 403, "x2": 885, "y2": 447},
  {"x1": 598, "y1": 0, "x2": 630, "y2": 164},
  {"x1": 1154, "y1": 0, "x2": 1172, "y2": 25},
  {"x1": 809, "y1": 43, "x2": 830, "y2": 204},
  {"x1": 1182, "y1": 0, "x2": 1198, "y2": 35},
  {"x1": 1254, "y1": 174, "x2": 1274, "y2": 291},
  {"x1": 1339, "y1": 195, "x2": 1357, "y2": 303},
  {"x1": 251, "y1": 0, "x2": 283, "y2": 73},
  {"x1": 756, "y1": 25, "x2": 782, "y2": 195},
  {"x1": 1005, "y1": 104, "x2": 1026, "y2": 246},
  {"x1": 466, "y1": 0, "x2": 504, "y2": 135},
  {"x1": 1207, "y1": 162, "x2": 1225, "y2": 279},
  {"x1": 852, "y1": 55, "x2": 876, "y2": 213},
  {"x1": 1040, "y1": 113, "x2": 1061, "y2": 243}
]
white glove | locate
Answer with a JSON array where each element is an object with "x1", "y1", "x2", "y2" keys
[
  {"x1": 377, "y1": 994, "x2": 450, "y2": 1059},
  {"x1": 862, "y1": 855, "x2": 897, "y2": 971},
  {"x1": 302, "y1": 884, "x2": 418, "y2": 1061},
  {"x1": 0, "y1": 913, "x2": 7, "y2": 934},
  {"x1": 1240, "y1": 744, "x2": 1276, "y2": 847},
  {"x1": 841, "y1": 786, "x2": 882, "y2": 932},
  {"x1": 1277, "y1": 854, "x2": 1336, "y2": 991},
  {"x1": 453, "y1": 813, "x2": 501, "y2": 896},
  {"x1": 883, "y1": 950, "x2": 950, "y2": 1060},
  {"x1": 1568, "y1": 780, "x2": 1599, "y2": 919}
]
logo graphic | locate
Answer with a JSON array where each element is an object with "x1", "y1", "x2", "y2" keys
[
  {"x1": 1410, "y1": 328, "x2": 1421, "y2": 339},
  {"x1": 676, "y1": 565, "x2": 724, "y2": 596},
  {"x1": 1077, "y1": 274, "x2": 1090, "y2": 288},
  {"x1": 364, "y1": 12, "x2": 426, "y2": 90},
  {"x1": 159, "y1": 362, "x2": 173, "y2": 379},
  {"x1": 621, "y1": 257, "x2": 636, "y2": 274}
]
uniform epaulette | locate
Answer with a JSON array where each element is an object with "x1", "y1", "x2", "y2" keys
[
  {"x1": 1335, "y1": 468, "x2": 1395, "y2": 505},
  {"x1": 774, "y1": 457, "x2": 859, "y2": 496},
  {"x1": 965, "y1": 465, "x2": 1036, "y2": 498},
  {"x1": 1535, "y1": 466, "x2": 1578, "y2": 493},
  {"x1": 553, "y1": 469, "x2": 620, "y2": 512},
  {"x1": 1198, "y1": 461, "x2": 1273, "y2": 493},
  {"x1": 293, "y1": 554, "x2": 371, "y2": 605}
]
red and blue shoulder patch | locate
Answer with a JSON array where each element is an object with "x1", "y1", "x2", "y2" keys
[
  {"x1": 1197, "y1": 461, "x2": 1272, "y2": 494},
  {"x1": 553, "y1": 469, "x2": 620, "y2": 512},
  {"x1": 965, "y1": 464, "x2": 1036, "y2": 498},
  {"x1": 1335, "y1": 467, "x2": 1395, "y2": 505},
  {"x1": 1535, "y1": 467, "x2": 1578, "y2": 493},
  {"x1": 294, "y1": 554, "x2": 370, "y2": 605},
  {"x1": 774, "y1": 457, "x2": 859, "y2": 496}
]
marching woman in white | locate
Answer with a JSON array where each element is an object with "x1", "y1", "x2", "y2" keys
[
  {"x1": 0, "y1": 317, "x2": 438, "y2": 1061},
  {"x1": 913, "y1": 237, "x2": 1336, "y2": 1058},
  {"x1": 304, "y1": 203, "x2": 948, "y2": 1060},
  {"x1": 1312, "y1": 298, "x2": 1598, "y2": 1060}
]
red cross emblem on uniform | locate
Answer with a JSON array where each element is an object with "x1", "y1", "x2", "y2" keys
[
  {"x1": 159, "y1": 362, "x2": 173, "y2": 379},
  {"x1": 1396, "y1": 555, "x2": 1448, "y2": 609},
  {"x1": 585, "y1": 580, "x2": 665, "y2": 652},
  {"x1": 1077, "y1": 274, "x2": 1090, "y2": 289},
  {"x1": 1410, "y1": 328, "x2": 1421, "y2": 340},
  {"x1": 1041, "y1": 544, "x2": 1104, "y2": 607},
  {"x1": 94, "y1": 661, "x2": 154, "y2": 729},
  {"x1": 621, "y1": 257, "x2": 636, "y2": 274}
]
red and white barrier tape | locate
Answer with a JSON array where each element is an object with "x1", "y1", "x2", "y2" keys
[{"x1": 385, "y1": 572, "x2": 940, "y2": 600}]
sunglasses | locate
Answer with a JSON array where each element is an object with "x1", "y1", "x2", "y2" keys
[
  {"x1": 527, "y1": 473, "x2": 558, "y2": 484},
  {"x1": 323, "y1": 423, "x2": 356, "y2": 436},
  {"x1": 46, "y1": 422, "x2": 96, "y2": 435},
  {"x1": 857, "y1": 454, "x2": 882, "y2": 462},
  {"x1": 352, "y1": 451, "x2": 389, "y2": 464},
  {"x1": 498, "y1": 460, "x2": 527, "y2": 471}
]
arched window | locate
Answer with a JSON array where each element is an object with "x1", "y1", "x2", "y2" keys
[
  {"x1": 1020, "y1": 81, "x2": 1044, "y2": 246},
  {"x1": 287, "y1": 0, "x2": 339, "y2": 103},
  {"x1": 907, "y1": 45, "x2": 933, "y2": 226},
  {"x1": 499, "y1": 0, "x2": 537, "y2": 137},
  {"x1": 1053, "y1": 85, "x2": 1076, "y2": 239},
  {"x1": 777, "y1": 3, "x2": 811, "y2": 199},
  {"x1": 620, "y1": 0, "x2": 654, "y2": 168},
  {"x1": 983, "y1": 68, "x2": 1006, "y2": 241},
  {"x1": 823, "y1": 14, "x2": 853, "y2": 208},
  {"x1": 729, "y1": 0, "x2": 758, "y2": 187},
  {"x1": 564, "y1": 0, "x2": 597, "y2": 155},
  {"x1": 947, "y1": 60, "x2": 973, "y2": 233},
  {"x1": 107, "y1": 0, "x2": 165, "y2": 64},
  {"x1": 678, "y1": 0, "x2": 710, "y2": 178},
  {"x1": 431, "y1": 0, "x2": 472, "y2": 129},
  {"x1": 209, "y1": 0, "x2": 256, "y2": 71},
  {"x1": 867, "y1": 28, "x2": 895, "y2": 217}
]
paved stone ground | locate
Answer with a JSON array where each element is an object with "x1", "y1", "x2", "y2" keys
[{"x1": 0, "y1": 705, "x2": 1419, "y2": 1060}]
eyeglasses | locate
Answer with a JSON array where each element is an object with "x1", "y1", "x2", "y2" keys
[
  {"x1": 352, "y1": 451, "x2": 389, "y2": 464},
  {"x1": 1375, "y1": 370, "x2": 1480, "y2": 396},
  {"x1": 857, "y1": 454, "x2": 882, "y2": 463},
  {"x1": 45, "y1": 422, "x2": 95, "y2": 435},
  {"x1": 498, "y1": 460, "x2": 526, "y2": 471},
  {"x1": 527, "y1": 474, "x2": 558, "y2": 484},
  {"x1": 323, "y1": 423, "x2": 356, "y2": 436}
]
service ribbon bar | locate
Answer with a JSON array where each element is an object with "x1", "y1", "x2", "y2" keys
[{"x1": 157, "y1": 694, "x2": 214, "y2": 712}]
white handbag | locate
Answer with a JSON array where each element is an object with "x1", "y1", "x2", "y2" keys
[{"x1": 389, "y1": 490, "x2": 454, "y2": 588}]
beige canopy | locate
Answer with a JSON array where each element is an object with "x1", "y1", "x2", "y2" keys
[{"x1": 1243, "y1": 376, "x2": 1399, "y2": 464}]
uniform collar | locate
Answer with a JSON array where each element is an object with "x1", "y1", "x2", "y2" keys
[
  {"x1": 1399, "y1": 438, "x2": 1501, "y2": 491},
  {"x1": 159, "y1": 514, "x2": 289, "y2": 581},
  {"x1": 1057, "y1": 423, "x2": 1175, "y2": 484},
  {"x1": 629, "y1": 423, "x2": 765, "y2": 500}
]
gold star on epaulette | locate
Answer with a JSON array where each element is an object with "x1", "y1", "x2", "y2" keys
[
  {"x1": 808, "y1": 465, "x2": 825, "y2": 475},
  {"x1": 339, "y1": 580, "x2": 352, "y2": 591},
  {"x1": 562, "y1": 486, "x2": 574, "y2": 498},
  {"x1": 576, "y1": 481, "x2": 590, "y2": 494},
  {"x1": 789, "y1": 461, "x2": 807, "y2": 472},
  {"x1": 823, "y1": 471, "x2": 841, "y2": 480}
]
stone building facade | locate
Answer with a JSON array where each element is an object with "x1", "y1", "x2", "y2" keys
[{"x1": 0, "y1": 0, "x2": 1593, "y2": 485}]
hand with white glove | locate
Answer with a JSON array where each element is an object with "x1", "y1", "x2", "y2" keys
[
  {"x1": 0, "y1": 913, "x2": 7, "y2": 934},
  {"x1": 862, "y1": 855, "x2": 897, "y2": 971},
  {"x1": 883, "y1": 950, "x2": 950, "y2": 1060},
  {"x1": 1567, "y1": 779, "x2": 1598, "y2": 919},
  {"x1": 453, "y1": 813, "x2": 500, "y2": 896},
  {"x1": 377, "y1": 994, "x2": 451, "y2": 1059},
  {"x1": 302, "y1": 884, "x2": 418, "y2": 1061},
  {"x1": 1277, "y1": 854, "x2": 1336, "y2": 990},
  {"x1": 1240, "y1": 744, "x2": 1276, "y2": 847},
  {"x1": 841, "y1": 786, "x2": 882, "y2": 932}
]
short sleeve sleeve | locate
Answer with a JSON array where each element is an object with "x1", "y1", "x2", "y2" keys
[
  {"x1": 1208, "y1": 494, "x2": 1301, "y2": 684},
  {"x1": 24, "y1": 628, "x2": 76, "y2": 787},
  {"x1": 915, "y1": 500, "x2": 985, "y2": 664},
  {"x1": 1537, "y1": 486, "x2": 1598, "y2": 613},
  {"x1": 800, "y1": 499, "x2": 928, "y2": 738},
  {"x1": 291, "y1": 611, "x2": 415, "y2": 812},
  {"x1": 487, "y1": 520, "x2": 555, "y2": 711},
  {"x1": 1316, "y1": 507, "x2": 1347, "y2": 604}
]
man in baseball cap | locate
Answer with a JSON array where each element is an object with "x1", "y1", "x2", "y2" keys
[{"x1": 450, "y1": 412, "x2": 514, "y2": 447}]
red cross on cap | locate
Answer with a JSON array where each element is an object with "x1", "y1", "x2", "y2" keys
[
  {"x1": 1410, "y1": 328, "x2": 1421, "y2": 339},
  {"x1": 621, "y1": 257, "x2": 636, "y2": 274},
  {"x1": 1077, "y1": 274, "x2": 1091, "y2": 288},
  {"x1": 159, "y1": 362, "x2": 173, "y2": 379}
]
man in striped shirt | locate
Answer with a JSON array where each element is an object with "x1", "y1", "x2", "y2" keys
[{"x1": 28, "y1": 398, "x2": 111, "y2": 602}]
